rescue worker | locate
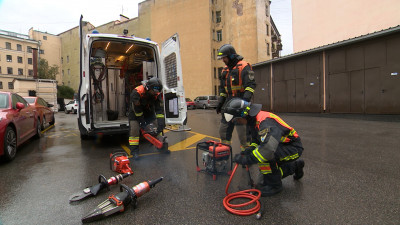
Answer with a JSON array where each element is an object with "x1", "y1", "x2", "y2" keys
[
  {"x1": 216, "y1": 44, "x2": 256, "y2": 151},
  {"x1": 128, "y1": 77, "x2": 166, "y2": 159},
  {"x1": 223, "y1": 98, "x2": 305, "y2": 196}
]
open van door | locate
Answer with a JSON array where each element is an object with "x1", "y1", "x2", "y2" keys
[
  {"x1": 78, "y1": 15, "x2": 91, "y2": 138},
  {"x1": 160, "y1": 34, "x2": 188, "y2": 128}
]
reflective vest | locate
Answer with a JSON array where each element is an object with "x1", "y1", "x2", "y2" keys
[
  {"x1": 222, "y1": 60, "x2": 251, "y2": 97},
  {"x1": 255, "y1": 111, "x2": 299, "y2": 143}
]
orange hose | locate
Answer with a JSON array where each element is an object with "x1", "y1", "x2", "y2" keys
[{"x1": 223, "y1": 163, "x2": 261, "y2": 216}]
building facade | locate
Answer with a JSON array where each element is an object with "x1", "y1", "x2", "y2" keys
[
  {"x1": 58, "y1": 0, "x2": 281, "y2": 99},
  {"x1": 292, "y1": 0, "x2": 400, "y2": 52}
]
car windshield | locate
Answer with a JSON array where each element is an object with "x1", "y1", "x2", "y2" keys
[
  {"x1": 24, "y1": 98, "x2": 36, "y2": 104},
  {"x1": 0, "y1": 93, "x2": 9, "y2": 108}
]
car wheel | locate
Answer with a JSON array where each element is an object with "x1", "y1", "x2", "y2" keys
[
  {"x1": 203, "y1": 104, "x2": 207, "y2": 109},
  {"x1": 35, "y1": 118, "x2": 42, "y2": 138},
  {"x1": 74, "y1": 108, "x2": 77, "y2": 114},
  {"x1": 41, "y1": 117, "x2": 46, "y2": 130},
  {"x1": 49, "y1": 116, "x2": 55, "y2": 125},
  {"x1": 65, "y1": 109, "x2": 69, "y2": 114},
  {"x1": 3, "y1": 127, "x2": 17, "y2": 161}
]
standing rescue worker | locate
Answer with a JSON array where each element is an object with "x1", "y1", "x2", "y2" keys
[
  {"x1": 216, "y1": 44, "x2": 256, "y2": 151},
  {"x1": 128, "y1": 77, "x2": 166, "y2": 159},
  {"x1": 223, "y1": 98, "x2": 305, "y2": 196}
]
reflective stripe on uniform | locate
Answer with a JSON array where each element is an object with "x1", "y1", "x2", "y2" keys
[
  {"x1": 135, "y1": 112, "x2": 143, "y2": 117},
  {"x1": 258, "y1": 162, "x2": 272, "y2": 174},
  {"x1": 129, "y1": 137, "x2": 139, "y2": 146},
  {"x1": 252, "y1": 148, "x2": 267, "y2": 163},
  {"x1": 250, "y1": 143, "x2": 258, "y2": 148},
  {"x1": 220, "y1": 93, "x2": 227, "y2": 97},
  {"x1": 279, "y1": 153, "x2": 299, "y2": 162},
  {"x1": 245, "y1": 87, "x2": 254, "y2": 93},
  {"x1": 156, "y1": 114, "x2": 164, "y2": 118}
]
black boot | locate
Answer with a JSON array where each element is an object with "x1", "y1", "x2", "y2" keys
[
  {"x1": 293, "y1": 159, "x2": 305, "y2": 180},
  {"x1": 256, "y1": 172, "x2": 282, "y2": 197},
  {"x1": 130, "y1": 145, "x2": 140, "y2": 160}
]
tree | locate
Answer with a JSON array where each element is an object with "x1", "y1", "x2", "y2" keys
[
  {"x1": 57, "y1": 85, "x2": 75, "y2": 99},
  {"x1": 38, "y1": 58, "x2": 59, "y2": 80}
]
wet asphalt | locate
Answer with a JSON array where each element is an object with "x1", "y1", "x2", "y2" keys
[{"x1": 0, "y1": 109, "x2": 399, "y2": 225}]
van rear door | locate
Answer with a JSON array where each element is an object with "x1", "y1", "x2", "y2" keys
[{"x1": 160, "y1": 33, "x2": 187, "y2": 126}]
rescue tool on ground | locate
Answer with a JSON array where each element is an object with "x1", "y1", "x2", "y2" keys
[
  {"x1": 110, "y1": 151, "x2": 134, "y2": 174},
  {"x1": 81, "y1": 177, "x2": 163, "y2": 223},
  {"x1": 69, "y1": 173, "x2": 132, "y2": 202},
  {"x1": 196, "y1": 141, "x2": 232, "y2": 180},
  {"x1": 140, "y1": 122, "x2": 169, "y2": 151}
]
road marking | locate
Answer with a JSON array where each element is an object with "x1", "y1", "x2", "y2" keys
[
  {"x1": 41, "y1": 124, "x2": 55, "y2": 133},
  {"x1": 168, "y1": 133, "x2": 207, "y2": 152}
]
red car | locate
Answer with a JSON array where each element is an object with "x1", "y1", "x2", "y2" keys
[
  {"x1": 0, "y1": 92, "x2": 41, "y2": 161},
  {"x1": 186, "y1": 98, "x2": 195, "y2": 110},
  {"x1": 24, "y1": 97, "x2": 55, "y2": 130}
]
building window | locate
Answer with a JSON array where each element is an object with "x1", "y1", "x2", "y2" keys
[
  {"x1": 8, "y1": 82, "x2": 14, "y2": 89},
  {"x1": 67, "y1": 55, "x2": 69, "y2": 63},
  {"x1": 62, "y1": 70, "x2": 64, "y2": 77},
  {"x1": 6, "y1": 55, "x2": 12, "y2": 62},
  {"x1": 68, "y1": 69, "x2": 70, "y2": 75},
  {"x1": 28, "y1": 58, "x2": 33, "y2": 64},
  {"x1": 39, "y1": 49, "x2": 44, "y2": 54},
  {"x1": 212, "y1": 10, "x2": 215, "y2": 22},
  {"x1": 18, "y1": 56, "x2": 23, "y2": 63},
  {"x1": 18, "y1": 68, "x2": 23, "y2": 75},
  {"x1": 267, "y1": 43, "x2": 270, "y2": 55},
  {"x1": 266, "y1": 24, "x2": 269, "y2": 36},
  {"x1": 28, "y1": 70, "x2": 33, "y2": 76},
  {"x1": 214, "y1": 67, "x2": 217, "y2": 79},
  {"x1": 213, "y1": 30, "x2": 216, "y2": 41},
  {"x1": 0, "y1": 82, "x2": 2, "y2": 89},
  {"x1": 213, "y1": 49, "x2": 216, "y2": 60},
  {"x1": 17, "y1": 44, "x2": 22, "y2": 51},
  {"x1": 43, "y1": 36, "x2": 47, "y2": 40},
  {"x1": 61, "y1": 57, "x2": 63, "y2": 64},
  {"x1": 216, "y1": 11, "x2": 221, "y2": 23},
  {"x1": 27, "y1": 46, "x2": 32, "y2": 53},
  {"x1": 265, "y1": 4, "x2": 269, "y2": 17},
  {"x1": 6, "y1": 42, "x2": 11, "y2": 50},
  {"x1": 217, "y1": 30, "x2": 222, "y2": 42},
  {"x1": 0, "y1": 66, "x2": 2, "y2": 74},
  {"x1": 7, "y1": 67, "x2": 13, "y2": 75}
]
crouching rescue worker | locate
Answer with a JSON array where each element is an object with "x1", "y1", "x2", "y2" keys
[
  {"x1": 223, "y1": 98, "x2": 305, "y2": 196},
  {"x1": 217, "y1": 44, "x2": 256, "y2": 151},
  {"x1": 128, "y1": 77, "x2": 166, "y2": 160}
]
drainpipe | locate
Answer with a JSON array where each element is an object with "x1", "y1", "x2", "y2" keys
[
  {"x1": 322, "y1": 51, "x2": 326, "y2": 112},
  {"x1": 270, "y1": 63, "x2": 273, "y2": 111},
  {"x1": 32, "y1": 48, "x2": 38, "y2": 79}
]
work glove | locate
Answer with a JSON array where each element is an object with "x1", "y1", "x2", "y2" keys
[
  {"x1": 242, "y1": 146, "x2": 256, "y2": 155},
  {"x1": 233, "y1": 153, "x2": 257, "y2": 166},
  {"x1": 157, "y1": 118, "x2": 165, "y2": 134}
]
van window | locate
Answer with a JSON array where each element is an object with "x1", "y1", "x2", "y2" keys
[
  {"x1": 199, "y1": 96, "x2": 207, "y2": 100},
  {"x1": 209, "y1": 96, "x2": 217, "y2": 100}
]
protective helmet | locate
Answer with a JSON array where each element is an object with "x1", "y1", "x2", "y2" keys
[
  {"x1": 217, "y1": 44, "x2": 237, "y2": 60},
  {"x1": 145, "y1": 77, "x2": 163, "y2": 93},
  {"x1": 223, "y1": 98, "x2": 262, "y2": 122}
]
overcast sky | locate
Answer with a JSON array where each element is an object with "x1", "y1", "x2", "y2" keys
[{"x1": 0, "y1": 0, "x2": 293, "y2": 55}]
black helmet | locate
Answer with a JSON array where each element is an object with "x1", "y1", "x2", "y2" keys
[
  {"x1": 223, "y1": 98, "x2": 262, "y2": 122},
  {"x1": 145, "y1": 77, "x2": 163, "y2": 93},
  {"x1": 217, "y1": 44, "x2": 237, "y2": 60}
]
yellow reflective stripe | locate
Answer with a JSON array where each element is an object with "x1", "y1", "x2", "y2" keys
[
  {"x1": 220, "y1": 93, "x2": 227, "y2": 97},
  {"x1": 129, "y1": 137, "x2": 139, "y2": 146},
  {"x1": 230, "y1": 86, "x2": 243, "y2": 91},
  {"x1": 270, "y1": 113, "x2": 292, "y2": 128},
  {"x1": 279, "y1": 167, "x2": 283, "y2": 176},
  {"x1": 279, "y1": 153, "x2": 299, "y2": 161},
  {"x1": 258, "y1": 163, "x2": 272, "y2": 174},
  {"x1": 280, "y1": 136, "x2": 290, "y2": 142},
  {"x1": 245, "y1": 87, "x2": 254, "y2": 93},
  {"x1": 156, "y1": 114, "x2": 164, "y2": 118},
  {"x1": 135, "y1": 112, "x2": 143, "y2": 117},
  {"x1": 250, "y1": 143, "x2": 258, "y2": 148},
  {"x1": 252, "y1": 148, "x2": 267, "y2": 163}
]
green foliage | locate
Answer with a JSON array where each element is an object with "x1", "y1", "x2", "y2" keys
[
  {"x1": 57, "y1": 85, "x2": 75, "y2": 99},
  {"x1": 38, "y1": 58, "x2": 59, "y2": 80}
]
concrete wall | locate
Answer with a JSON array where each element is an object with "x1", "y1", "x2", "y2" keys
[{"x1": 292, "y1": 0, "x2": 400, "y2": 53}]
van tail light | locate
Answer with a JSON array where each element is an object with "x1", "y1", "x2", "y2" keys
[
  {"x1": 208, "y1": 100, "x2": 210, "y2": 104},
  {"x1": 75, "y1": 104, "x2": 78, "y2": 106}
]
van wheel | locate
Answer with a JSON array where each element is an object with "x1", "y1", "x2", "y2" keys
[
  {"x1": 3, "y1": 127, "x2": 17, "y2": 161},
  {"x1": 202, "y1": 104, "x2": 207, "y2": 109},
  {"x1": 73, "y1": 108, "x2": 77, "y2": 114},
  {"x1": 65, "y1": 109, "x2": 69, "y2": 114}
]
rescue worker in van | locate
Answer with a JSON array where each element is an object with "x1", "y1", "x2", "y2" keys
[
  {"x1": 223, "y1": 98, "x2": 305, "y2": 196},
  {"x1": 216, "y1": 44, "x2": 256, "y2": 151},
  {"x1": 128, "y1": 77, "x2": 166, "y2": 159}
]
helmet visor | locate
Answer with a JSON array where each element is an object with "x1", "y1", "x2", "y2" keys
[
  {"x1": 224, "y1": 113, "x2": 234, "y2": 122},
  {"x1": 152, "y1": 86, "x2": 161, "y2": 93}
]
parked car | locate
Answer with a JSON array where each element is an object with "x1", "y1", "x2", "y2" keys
[
  {"x1": 186, "y1": 98, "x2": 195, "y2": 110},
  {"x1": 24, "y1": 97, "x2": 55, "y2": 130},
  {"x1": 65, "y1": 99, "x2": 78, "y2": 114},
  {"x1": 0, "y1": 92, "x2": 41, "y2": 161},
  {"x1": 194, "y1": 95, "x2": 219, "y2": 109}
]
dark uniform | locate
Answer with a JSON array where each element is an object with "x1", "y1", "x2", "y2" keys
[
  {"x1": 223, "y1": 98, "x2": 305, "y2": 196},
  {"x1": 128, "y1": 78, "x2": 165, "y2": 159},
  {"x1": 217, "y1": 44, "x2": 256, "y2": 150}
]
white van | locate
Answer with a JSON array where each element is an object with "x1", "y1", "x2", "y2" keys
[{"x1": 77, "y1": 16, "x2": 187, "y2": 139}]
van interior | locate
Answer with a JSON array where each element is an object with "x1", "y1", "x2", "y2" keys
[{"x1": 89, "y1": 40, "x2": 157, "y2": 127}]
